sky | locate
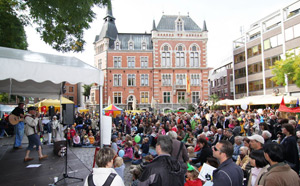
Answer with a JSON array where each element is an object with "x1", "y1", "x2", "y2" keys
[{"x1": 25, "y1": 0, "x2": 296, "y2": 68}]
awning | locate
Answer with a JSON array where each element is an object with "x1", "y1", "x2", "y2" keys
[{"x1": 34, "y1": 97, "x2": 74, "y2": 108}]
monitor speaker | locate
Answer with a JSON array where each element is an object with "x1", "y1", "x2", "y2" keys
[{"x1": 62, "y1": 104, "x2": 74, "y2": 125}]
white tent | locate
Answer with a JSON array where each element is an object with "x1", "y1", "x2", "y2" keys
[{"x1": 0, "y1": 46, "x2": 103, "y2": 99}]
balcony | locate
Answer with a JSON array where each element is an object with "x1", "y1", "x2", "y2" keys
[{"x1": 175, "y1": 85, "x2": 186, "y2": 90}]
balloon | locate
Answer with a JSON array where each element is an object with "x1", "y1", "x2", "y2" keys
[
  {"x1": 118, "y1": 150, "x2": 125, "y2": 158},
  {"x1": 134, "y1": 135, "x2": 141, "y2": 143},
  {"x1": 241, "y1": 103, "x2": 248, "y2": 110}
]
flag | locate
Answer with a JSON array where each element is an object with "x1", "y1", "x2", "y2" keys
[
  {"x1": 186, "y1": 75, "x2": 191, "y2": 94},
  {"x1": 296, "y1": 98, "x2": 299, "y2": 107}
]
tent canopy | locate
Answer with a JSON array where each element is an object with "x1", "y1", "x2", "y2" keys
[
  {"x1": 0, "y1": 47, "x2": 103, "y2": 99},
  {"x1": 34, "y1": 97, "x2": 74, "y2": 108},
  {"x1": 104, "y1": 104, "x2": 123, "y2": 111}
]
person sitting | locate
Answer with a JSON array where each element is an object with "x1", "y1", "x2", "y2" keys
[
  {"x1": 187, "y1": 146, "x2": 196, "y2": 159},
  {"x1": 141, "y1": 137, "x2": 150, "y2": 157},
  {"x1": 111, "y1": 135, "x2": 118, "y2": 153},
  {"x1": 83, "y1": 147, "x2": 124, "y2": 186},
  {"x1": 132, "y1": 144, "x2": 142, "y2": 165},
  {"x1": 114, "y1": 157, "x2": 125, "y2": 181},
  {"x1": 82, "y1": 135, "x2": 90, "y2": 146},
  {"x1": 236, "y1": 146, "x2": 250, "y2": 170},
  {"x1": 73, "y1": 132, "x2": 82, "y2": 147},
  {"x1": 88, "y1": 131, "x2": 95, "y2": 145},
  {"x1": 191, "y1": 138, "x2": 213, "y2": 167},
  {"x1": 123, "y1": 141, "x2": 133, "y2": 162},
  {"x1": 131, "y1": 167, "x2": 141, "y2": 186}
]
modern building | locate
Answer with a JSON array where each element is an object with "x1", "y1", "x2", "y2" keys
[
  {"x1": 233, "y1": 0, "x2": 300, "y2": 99},
  {"x1": 90, "y1": 2, "x2": 211, "y2": 112},
  {"x1": 208, "y1": 58, "x2": 234, "y2": 100}
]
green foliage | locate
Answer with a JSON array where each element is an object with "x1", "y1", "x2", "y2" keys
[
  {"x1": 0, "y1": 0, "x2": 28, "y2": 49},
  {"x1": 188, "y1": 104, "x2": 195, "y2": 111},
  {"x1": 1, "y1": 0, "x2": 109, "y2": 52},
  {"x1": 209, "y1": 94, "x2": 219, "y2": 110},
  {"x1": 0, "y1": 93, "x2": 24, "y2": 103},
  {"x1": 82, "y1": 84, "x2": 93, "y2": 98},
  {"x1": 271, "y1": 52, "x2": 300, "y2": 87}
]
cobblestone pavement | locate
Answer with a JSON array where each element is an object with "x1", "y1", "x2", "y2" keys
[{"x1": 0, "y1": 134, "x2": 133, "y2": 186}]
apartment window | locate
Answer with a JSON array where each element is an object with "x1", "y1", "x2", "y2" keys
[
  {"x1": 264, "y1": 34, "x2": 283, "y2": 50},
  {"x1": 192, "y1": 92, "x2": 200, "y2": 103},
  {"x1": 163, "y1": 92, "x2": 171, "y2": 103},
  {"x1": 141, "y1": 92, "x2": 149, "y2": 103},
  {"x1": 190, "y1": 74, "x2": 200, "y2": 86},
  {"x1": 247, "y1": 44, "x2": 261, "y2": 58},
  {"x1": 177, "y1": 91, "x2": 185, "y2": 103},
  {"x1": 140, "y1": 74, "x2": 149, "y2": 86},
  {"x1": 127, "y1": 74, "x2": 136, "y2": 86},
  {"x1": 128, "y1": 42, "x2": 134, "y2": 50},
  {"x1": 162, "y1": 45, "x2": 171, "y2": 67},
  {"x1": 162, "y1": 74, "x2": 172, "y2": 86},
  {"x1": 69, "y1": 86, "x2": 74, "y2": 93},
  {"x1": 234, "y1": 68, "x2": 246, "y2": 79},
  {"x1": 234, "y1": 52, "x2": 245, "y2": 64},
  {"x1": 141, "y1": 57, "x2": 148, "y2": 68},
  {"x1": 127, "y1": 57, "x2": 135, "y2": 68},
  {"x1": 248, "y1": 62, "x2": 263, "y2": 75},
  {"x1": 176, "y1": 74, "x2": 186, "y2": 85},
  {"x1": 114, "y1": 92, "x2": 122, "y2": 104},
  {"x1": 113, "y1": 74, "x2": 122, "y2": 86},
  {"x1": 248, "y1": 80, "x2": 263, "y2": 92},
  {"x1": 235, "y1": 83, "x2": 246, "y2": 94},
  {"x1": 223, "y1": 77, "x2": 227, "y2": 85},
  {"x1": 264, "y1": 55, "x2": 281, "y2": 70},
  {"x1": 114, "y1": 57, "x2": 121, "y2": 68}
]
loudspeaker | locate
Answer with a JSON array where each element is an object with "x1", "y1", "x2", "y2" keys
[
  {"x1": 48, "y1": 106, "x2": 55, "y2": 119},
  {"x1": 62, "y1": 104, "x2": 74, "y2": 125}
]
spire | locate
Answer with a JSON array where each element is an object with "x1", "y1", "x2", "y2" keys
[
  {"x1": 202, "y1": 20, "x2": 208, "y2": 32},
  {"x1": 152, "y1": 19, "x2": 157, "y2": 31},
  {"x1": 104, "y1": 0, "x2": 115, "y2": 21}
]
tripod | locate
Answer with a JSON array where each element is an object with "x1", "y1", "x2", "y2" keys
[{"x1": 54, "y1": 140, "x2": 84, "y2": 185}]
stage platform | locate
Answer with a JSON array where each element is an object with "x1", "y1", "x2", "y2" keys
[{"x1": 0, "y1": 145, "x2": 90, "y2": 186}]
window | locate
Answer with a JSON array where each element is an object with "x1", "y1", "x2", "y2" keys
[
  {"x1": 190, "y1": 74, "x2": 200, "y2": 86},
  {"x1": 175, "y1": 45, "x2": 185, "y2": 67},
  {"x1": 113, "y1": 74, "x2": 122, "y2": 86},
  {"x1": 140, "y1": 74, "x2": 149, "y2": 86},
  {"x1": 69, "y1": 96, "x2": 74, "y2": 101},
  {"x1": 142, "y1": 42, "x2": 147, "y2": 50},
  {"x1": 141, "y1": 57, "x2": 148, "y2": 68},
  {"x1": 127, "y1": 57, "x2": 135, "y2": 68},
  {"x1": 235, "y1": 83, "x2": 246, "y2": 94},
  {"x1": 177, "y1": 91, "x2": 185, "y2": 103},
  {"x1": 161, "y1": 45, "x2": 171, "y2": 67},
  {"x1": 294, "y1": 23, "x2": 300, "y2": 38},
  {"x1": 141, "y1": 92, "x2": 149, "y2": 103},
  {"x1": 264, "y1": 55, "x2": 281, "y2": 70},
  {"x1": 176, "y1": 74, "x2": 186, "y2": 85},
  {"x1": 264, "y1": 34, "x2": 283, "y2": 50},
  {"x1": 285, "y1": 27, "x2": 294, "y2": 41},
  {"x1": 234, "y1": 52, "x2": 245, "y2": 64},
  {"x1": 162, "y1": 74, "x2": 172, "y2": 86},
  {"x1": 115, "y1": 42, "x2": 120, "y2": 50},
  {"x1": 247, "y1": 44, "x2": 261, "y2": 58},
  {"x1": 234, "y1": 68, "x2": 246, "y2": 79},
  {"x1": 114, "y1": 57, "x2": 121, "y2": 68},
  {"x1": 127, "y1": 74, "x2": 136, "y2": 86},
  {"x1": 129, "y1": 42, "x2": 134, "y2": 50},
  {"x1": 248, "y1": 80, "x2": 263, "y2": 92},
  {"x1": 192, "y1": 92, "x2": 200, "y2": 103},
  {"x1": 114, "y1": 92, "x2": 122, "y2": 104},
  {"x1": 248, "y1": 62, "x2": 263, "y2": 75},
  {"x1": 98, "y1": 59, "x2": 102, "y2": 69},
  {"x1": 176, "y1": 18, "x2": 183, "y2": 31},
  {"x1": 69, "y1": 86, "x2": 74, "y2": 93},
  {"x1": 223, "y1": 77, "x2": 227, "y2": 85},
  {"x1": 190, "y1": 51, "x2": 199, "y2": 67},
  {"x1": 163, "y1": 92, "x2": 171, "y2": 103}
]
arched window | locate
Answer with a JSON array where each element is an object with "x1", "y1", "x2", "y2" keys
[
  {"x1": 142, "y1": 42, "x2": 147, "y2": 50},
  {"x1": 175, "y1": 44, "x2": 186, "y2": 67},
  {"x1": 115, "y1": 42, "x2": 120, "y2": 50},
  {"x1": 176, "y1": 18, "x2": 183, "y2": 31},
  {"x1": 128, "y1": 42, "x2": 134, "y2": 50},
  {"x1": 190, "y1": 44, "x2": 200, "y2": 67},
  {"x1": 161, "y1": 44, "x2": 171, "y2": 67}
]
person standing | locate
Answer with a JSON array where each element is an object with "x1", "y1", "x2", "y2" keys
[
  {"x1": 24, "y1": 107, "x2": 48, "y2": 162},
  {"x1": 212, "y1": 140, "x2": 243, "y2": 186},
  {"x1": 12, "y1": 103, "x2": 25, "y2": 149},
  {"x1": 138, "y1": 135, "x2": 187, "y2": 186}
]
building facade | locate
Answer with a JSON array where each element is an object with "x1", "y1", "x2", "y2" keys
[
  {"x1": 90, "y1": 2, "x2": 210, "y2": 112},
  {"x1": 233, "y1": 1, "x2": 300, "y2": 99},
  {"x1": 208, "y1": 60, "x2": 234, "y2": 100}
]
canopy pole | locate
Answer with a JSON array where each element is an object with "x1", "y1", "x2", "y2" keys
[
  {"x1": 99, "y1": 85, "x2": 103, "y2": 148},
  {"x1": 9, "y1": 78, "x2": 12, "y2": 103}
]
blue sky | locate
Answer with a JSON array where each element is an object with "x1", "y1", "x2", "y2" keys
[{"x1": 25, "y1": 0, "x2": 296, "y2": 68}]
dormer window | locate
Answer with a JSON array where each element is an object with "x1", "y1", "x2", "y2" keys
[
  {"x1": 129, "y1": 42, "x2": 134, "y2": 50},
  {"x1": 176, "y1": 18, "x2": 184, "y2": 31},
  {"x1": 115, "y1": 42, "x2": 120, "y2": 50},
  {"x1": 142, "y1": 42, "x2": 147, "y2": 50}
]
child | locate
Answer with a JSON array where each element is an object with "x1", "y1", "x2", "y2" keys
[
  {"x1": 114, "y1": 157, "x2": 125, "y2": 181},
  {"x1": 82, "y1": 135, "x2": 90, "y2": 146},
  {"x1": 111, "y1": 135, "x2": 118, "y2": 153},
  {"x1": 123, "y1": 141, "x2": 133, "y2": 162},
  {"x1": 88, "y1": 130, "x2": 95, "y2": 145},
  {"x1": 131, "y1": 167, "x2": 141, "y2": 186},
  {"x1": 116, "y1": 132, "x2": 123, "y2": 147},
  {"x1": 185, "y1": 164, "x2": 202, "y2": 186},
  {"x1": 187, "y1": 146, "x2": 196, "y2": 159},
  {"x1": 132, "y1": 144, "x2": 142, "y2": 165},
  {"x1": 73, "y1": 132, "x2": 82, "y2": 147},
  {"x1": 141, "y1": 137, "x2": 150, "y2": 157},
  {"x1": 236, "y1": 146, "x2": 250, "y2": 170}
]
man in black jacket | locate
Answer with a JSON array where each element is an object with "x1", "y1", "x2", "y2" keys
[{"x1": 139, "y1": 135, "x2": 187, "y2": 186}]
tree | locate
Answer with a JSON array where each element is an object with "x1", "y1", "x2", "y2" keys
[
  {"x1": 271, "y1": 52, "x2": 300, "y2": 87},
  {"x1": 0, "y1": 0, "x2": 109, "y2": 52},
  {"x1": 209, "y1": 94, "x2": 219, "y2": 110},
  {"x1": 82, "y1": 84, "x2": 93, "y2": 102}
]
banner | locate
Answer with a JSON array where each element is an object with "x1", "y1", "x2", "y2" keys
[{"x1": 186, "y1": 75, "x2": 191, "y2": 93}]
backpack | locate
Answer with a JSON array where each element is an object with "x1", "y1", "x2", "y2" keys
[{"x1": 88, "y1": 173, "x2": 116, "y2": 186}]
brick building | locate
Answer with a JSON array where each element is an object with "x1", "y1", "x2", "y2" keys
[{"x1": 90, "y1": 2, "x2": 210, "y2": 112}]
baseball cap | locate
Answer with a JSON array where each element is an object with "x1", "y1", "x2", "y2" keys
[{"x1": 248, "y1": 134, "x2": 264, "y2": 144}]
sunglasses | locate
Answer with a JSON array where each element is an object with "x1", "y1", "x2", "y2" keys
[{"x1": 213, "y1": 146, "x2": 221, "y2": 152}]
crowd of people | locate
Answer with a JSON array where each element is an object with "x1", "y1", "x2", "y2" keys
[{"x1": 2, "y1": 102, "x2": 300, "y2": 186}]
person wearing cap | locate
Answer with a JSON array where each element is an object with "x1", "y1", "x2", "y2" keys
[
  {"x1": 24, "y1": 107, "x2": 48, "y2": 162},
  {"x1": 248, "y1": 134, "x2": 264, "y2": 150},
  {"x1": 11, "y1": 102, "x2": 25, "y2": 149}
]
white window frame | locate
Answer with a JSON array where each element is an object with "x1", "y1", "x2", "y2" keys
[
  {"x1": 141, "y1": 42, "x2": 147, "y2": 50},
  {"x1": 177, "y1": 91, "x2": 186, "y2": 103},
  {"x1": 140, "y1": 56, "x2": 148, "y2": 68},
  {"x1": 162, "y1": 74, "x2": 172, "y2": 86},
  {"x1": 163, "y1": 92, "x2": 171, "y2": 103},
  {"x1": 113, "y1": 56, "x2": 121, "y2": 68},
  {"x1": 190, "y1": 74, "x2": 200, "y2": 86},
  {"x1": 140, "y1": 91, "x2": 149, "y2": 104},
  {"x1": 113, "y1": 92, "x2": 122, "y2": 104},
  {"x1": 113, "y1": 74, "x2": 122, "y2": 86},
  {"x1": 189, "y1": 44, "x2": 200, "y2": 67},
  {"x1": 127, "y1": 74, "x2": 136, "y2": 86},
  {"x1": 128, "y1": 41, "x2": 134, "y2": 50},
  {"x1": 192, "y1": 91, "x2": 200, "y2": 103},
  {"x1": 176, "y1": 74, "x2": 186, "y2": 85},
  {"x1": 140, "y1": 74, "x2": 149, "y2": 86},
  {"x1": 127, "y1": 56, "x2": 135, "y2": 68},
  {"x1": 161, "y1": 44, "x2": 172, "y2": 67}
]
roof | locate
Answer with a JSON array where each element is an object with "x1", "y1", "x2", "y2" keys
[
  {"x1": 112, "y1": 33, "x2": 153, "y2": 50},
  {"x1": 157, "y1": 15, "x2": 201, "y2": 31}
]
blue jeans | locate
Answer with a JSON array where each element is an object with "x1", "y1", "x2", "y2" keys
[{"x1": 14, "y1": 121, "x2": 24, "y2": 147}]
